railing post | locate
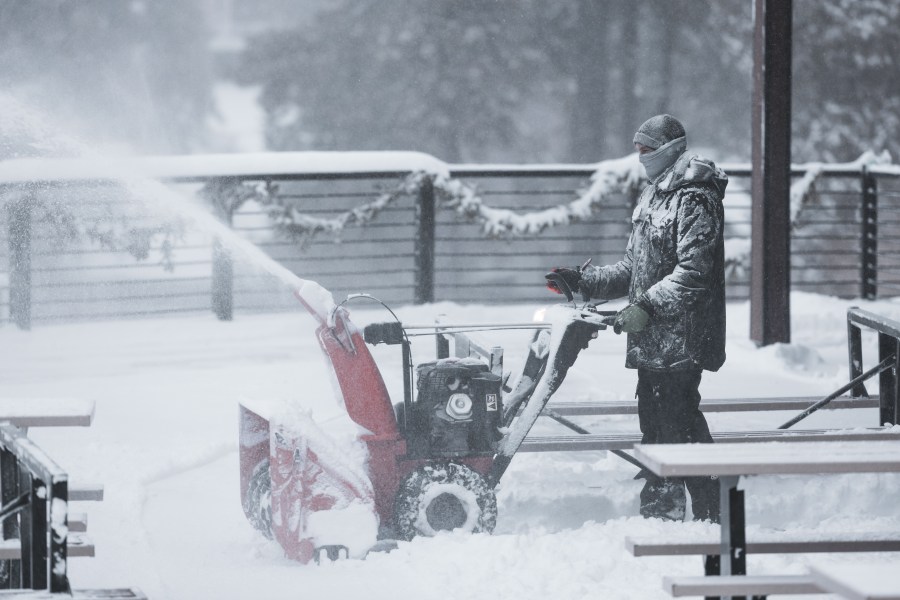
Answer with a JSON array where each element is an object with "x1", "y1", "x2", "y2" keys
[
  {"x1": 0, "y1": 449, "x2": 20, "y2": 589},
  {"x1": 17, "y1": 470, "x2": 32, "y2": 589},
  {"x1": 210, "y1": 188, "x2": 234, "y2": 321},
  {"x1": 7, "y1": 195, "x2": 33, "y2": 331},
  {"x1": 211, "y1": 237, "x2": 234, "y2": 321},
  {"x1": 28, "y1": 475, "x2": 47, "y2": 591},
  {"x1": 878, "y1": 332, "x2": 899, "y2": 425},
  {"x1": 48, "y1": 477, "x2": 68, "y2": 594},
  {"x1": 414, "y1": 175, "x2": 436, "y2": 304},
  {"x1": 846, "y1": 317, "x2": 867, "y2": 398},
  {"x1": 861, "y1": 167, "x2": 878, "y2": 300}
]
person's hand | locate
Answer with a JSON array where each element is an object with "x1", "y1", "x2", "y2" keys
[
  {"x1": 545, "y1": 267, "x2": 582, "y2": 296},
  {"x1": 613, "y1": 304, "x2": 650, "y2": 334}
]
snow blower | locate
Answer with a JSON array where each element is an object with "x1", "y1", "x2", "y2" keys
[{"x1": 238, "y1": 275, "x2": 615, "y2": 562}]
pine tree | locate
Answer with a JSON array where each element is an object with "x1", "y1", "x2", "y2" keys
[{"x1": 236, "y1": 0, "x2": 547, "y2": 162}]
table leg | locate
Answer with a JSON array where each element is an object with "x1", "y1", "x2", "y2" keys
[{"x1": 718, "y1": 475, "x2": 747, "y2": 600}]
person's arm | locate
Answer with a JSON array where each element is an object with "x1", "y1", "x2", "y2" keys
[
  {"x1": 581, "y1": 230, "x2": 635, "y2": 300},
  {"x1": 636, "y1": 188, "x2": 722, "y2": 315}
]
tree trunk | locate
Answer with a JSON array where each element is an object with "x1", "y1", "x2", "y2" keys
[{"x1": 568, "y1": 0, "x2": 609, "y2": 161}]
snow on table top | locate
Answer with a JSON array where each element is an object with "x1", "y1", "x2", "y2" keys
[
  {"x1": 633, "y1": 439, "x2": 900, "y2": 477},
  {"x1": 0, "y1": 397, "x2": 95, "y2": 426},
  {"x1": 0, "y1": 151, "x2": 450, "y2": 183},
  {"x1": 810, "y1": 562, "x2": 900, "y2": 600}
]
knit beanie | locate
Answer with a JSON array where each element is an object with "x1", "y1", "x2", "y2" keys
[{"x1": 633, "y1": 114, "x2": 686, "y2": 150}]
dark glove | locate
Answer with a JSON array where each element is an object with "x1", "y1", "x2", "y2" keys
[
  {"x1": 545, "y1": 267, "x2": 582, "y2": 296},
  {"x1": 613, "y1": 304, "x2": 650, "y2": 334}
]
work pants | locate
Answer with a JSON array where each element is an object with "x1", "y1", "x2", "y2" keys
[{"x1": 636, "y1": 368, "x2": 720, "y2": 522}]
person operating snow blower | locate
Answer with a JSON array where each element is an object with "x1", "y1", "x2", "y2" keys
[{"x1": 546, "y1": 114, "x2": 728, "y2": 522}]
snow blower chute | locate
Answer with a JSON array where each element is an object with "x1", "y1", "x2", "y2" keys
[{"x1": 239, "y1": 278, "x2": 614, "y2": 562}]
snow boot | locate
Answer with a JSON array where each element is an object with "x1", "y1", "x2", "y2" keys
[{"x1": 639, "y1": 476, "x2": 686, "y2": 521}]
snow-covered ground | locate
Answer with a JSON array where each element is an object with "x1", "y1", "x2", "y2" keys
[{"x1": 5, "y1": 291, "x2": 900, "y2": 599}]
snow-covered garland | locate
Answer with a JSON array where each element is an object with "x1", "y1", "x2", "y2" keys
[
  {"x1": 724, "y1": 150, "x2": 894, "y2": 275},
  {"x1": 434, "y1": 154, "x2": 646, "y2": 237},
  {"x1": 204, "y1": 154, "x2": 647, "y2": 244}
]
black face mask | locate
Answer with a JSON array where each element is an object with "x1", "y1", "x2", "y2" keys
[{"x1": 639, "y1": 136, "x2": 687, "y2": 181}]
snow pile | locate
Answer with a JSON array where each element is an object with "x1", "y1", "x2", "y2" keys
[{"x1": 5, "y1": 293, "x2": 898, "y2": 599}]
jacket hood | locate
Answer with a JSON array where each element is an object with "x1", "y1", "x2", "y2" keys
[{"x1": 656, "y1": 153, "x2": 728, "y2": 196}]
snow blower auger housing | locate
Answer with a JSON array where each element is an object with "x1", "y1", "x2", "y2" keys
[{"x1": 239, "y1": 286, "x2": 614, "y2": 562}]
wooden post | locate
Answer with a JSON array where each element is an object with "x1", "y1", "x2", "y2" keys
[
  {"x1": 750, "y1": 0, "x2": 793, "y2": 345},
  {"x1": 7, "y1": 195, "x2": 33, "y2": 331},
  {"x1": 211, "y1": 236, "x2": 234, "y2": 321},
  {"x1": 210, "y1": 185, "x2": 234, "y2": 322},
  {"x1": 414, "y1": 176, "x2": 436, "y2": 304},
  {"x1": 861, "y1": 168, "x2": 878, "y2": 300}
]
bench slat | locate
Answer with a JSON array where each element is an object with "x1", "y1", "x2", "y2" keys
[
  {"x1": 627, "y1": 534, "x2": 900, "y2": 556},
  {"x1": 520, "y1": 427, "x2": 899, "y2": 452},
  {"x1": 70, "y1": 512, "x2": 88, "y2": 533},
  {"x1": 0, "y1": 589, "x2": 146, "y2": 599},
  {"x1": 0, "y1": 533, "x2": 94, "y2": 559},
  {"x1": 0, "y1": 398, "x2": 95, "y2": 428},
  {"x1": 70, "y1": 484, "x2": 104, "y2": 501},
  {"x1": 71, "y1": 590, "x2": 148, "y2": 600},
  {"x1": 546, "y1": 394, "x2": 879, "y2": 416},
  {"x1": 664, "y1": 575, "x2": 823, "y2": 597}
]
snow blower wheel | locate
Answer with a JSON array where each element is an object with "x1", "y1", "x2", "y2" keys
[
  {"x1": 394, "y1": 462, "x2": 497, "y2": 540},
  {"x1": 246, "y1": 460, "x2": 274, "y2": 540}
]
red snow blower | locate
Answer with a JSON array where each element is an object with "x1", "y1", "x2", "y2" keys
[{"x1": 239, "y1": 275, "x2": 613, "y2": 562}]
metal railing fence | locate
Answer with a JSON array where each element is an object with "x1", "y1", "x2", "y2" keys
[{"x1": 0, "y1": 158, "x2": 897, "y2": 327}]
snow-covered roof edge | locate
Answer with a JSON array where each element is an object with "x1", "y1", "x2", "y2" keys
[
  {"x1": 2, "y1": 151, "x2": 898, "y2": 186},
  {"x1": 0, "y1": 151, "x2": 451, "y2": 184}
]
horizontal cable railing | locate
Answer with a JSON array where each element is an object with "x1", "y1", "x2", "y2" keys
[{"x1": 0, "y1": 154, "x2": 896, "y2": 326}]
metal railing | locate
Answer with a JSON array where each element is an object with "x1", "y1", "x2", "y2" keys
[
  {"x1": 0, "y1": 424, "x2": 68, "y2": 593},
  {"x1": 0, "y1": 156, "x2": 898, "y2": 327}
]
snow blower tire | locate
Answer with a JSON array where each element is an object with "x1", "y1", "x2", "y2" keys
[
  {"x1": 394, "y1": 462, "x2": 497, "y2": 541},
  {"x1": 246, "y1": 460, "x2": 274, "y2": 539}
]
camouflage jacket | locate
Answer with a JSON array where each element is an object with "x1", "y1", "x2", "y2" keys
[{"x1": 582, "y1": 153, "x2": 728, "y2": 371}]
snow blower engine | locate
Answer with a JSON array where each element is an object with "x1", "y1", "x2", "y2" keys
[{"x1": 364, "y1": 320, "x2": 503, "y2": 458}]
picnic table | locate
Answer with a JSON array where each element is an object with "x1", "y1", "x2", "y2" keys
[{"x1": 632, "y1": 439, "x2": 900, "y2": 578}]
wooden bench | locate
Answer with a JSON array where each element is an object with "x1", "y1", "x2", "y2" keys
[
  {"x1": 545, "y1": 394, "x2": 879, "y2": 416},
  {"x1": 520, "y1": 426, "x2": 900, "y2": 452},
  {"x1": 0, "y1": 589, "x2": 147, "y2": 599},
  {"x1": 627, "y1": 533, "x2": 900, "y2": 557},
  {"x1": 0, "y1": 534, "x2": 94, "y2": 559},
  {"x1": 0, "y1": 400, "x2": 123, "y2": 595},
  {"x1": 0, "y1": 398, "x2": 95, "y2": 428},
  {"x1": 662, "y1": 575, "x2": 823, "y2": 597},
  {"x1": 70, "y1": 484, "x2": 104, "y2": 502}
]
